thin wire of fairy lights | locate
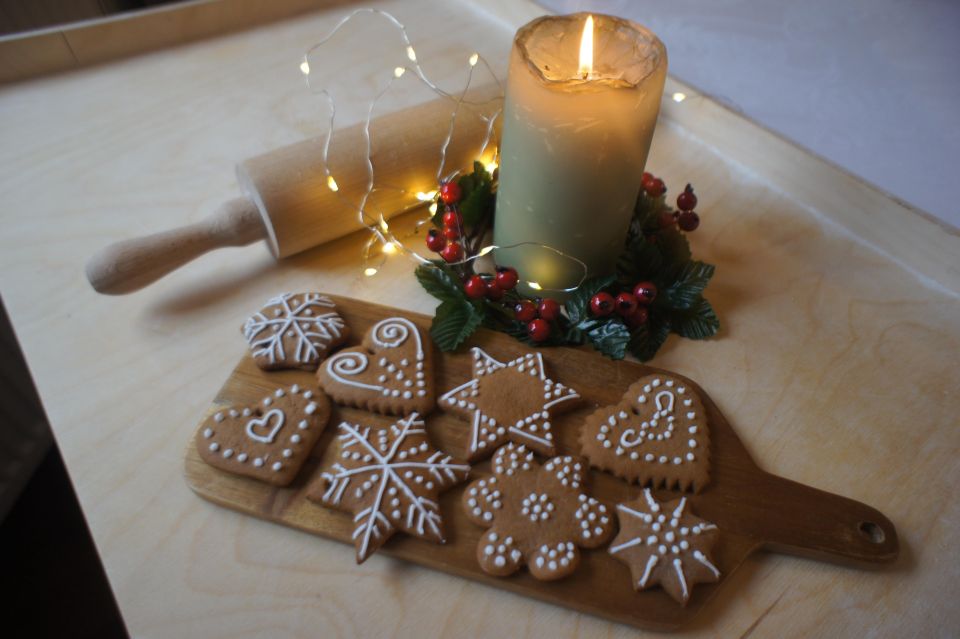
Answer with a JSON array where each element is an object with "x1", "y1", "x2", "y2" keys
[{"x1": 299, "y1": 8, "x2": 589, "y2": 293}]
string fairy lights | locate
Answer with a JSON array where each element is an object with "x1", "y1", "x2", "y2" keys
[{"x1": 298, "y1": 8, "x2": 589, "y2": 293}]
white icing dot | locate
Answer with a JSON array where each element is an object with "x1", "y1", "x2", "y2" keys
[
  {"x1": 282, "y1": 449, "x2": 293, "y2": 458},
  {"x1": 213, "y1": 413, "x2": 224, "y2": 423},
  {"x1": 237, "y1": 453, "x2": 247, "y2": 462},
  {"x1": 209, "y1": 442, "x2": 219, "y2": 452},
  {"x1": 272, "y1": 462, "x2": 282, "y2": 471},
  {"x1": 298, "y1": 420, "x2": 308, "y2": 429},
  {"x1": 203, "y1": 428, "x2": 213, "y2": 438},
  {"x1": 222, "y1": 448, "x2": 233, "y2": 458},
  {"x1": 253, "y1": 458, "x2": 263, "y2": 467}
]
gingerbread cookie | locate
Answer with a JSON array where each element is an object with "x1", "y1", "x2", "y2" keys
[
  {"x1": 580, "y1": 374, "x2": 710, "y2": 492},
  {"x1": 307, "y1": 413, "x2": 470, "y2": 563},
  {"x1": 462, "y1": 443, "x2": 615, "y2": 581},
  {"x1": 609, "y1": 489, "x2": 720, "y2": 604},
  {"x1": 242, "y1": 292, "x2": 349, "y2": 371},
  {"x1": 318, "y1": 317, "x2": 434, "y2": 416},
  {"x1": 441, "y1": 348, "x2": 580, "y2": 461},
  {"x1": 196, "y1": 384, "x2": 330, "y2": 486}
]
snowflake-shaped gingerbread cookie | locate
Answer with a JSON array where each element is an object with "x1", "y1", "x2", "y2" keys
[
  {"x1": 463, "y1": 443, "x2": 615, "y2": 581},
  {"x1": 306, "y1": 413, "x2": 470, "y2": 563},
  {"x1": 242, "y1": 292, "x2": 349, "y2": 371},
  {"x1": 441, "y1": 348, "x2": 580, "y2": 461},
  {"x1": 609, "y1": 489, "x2": 720, "y2": 604}
]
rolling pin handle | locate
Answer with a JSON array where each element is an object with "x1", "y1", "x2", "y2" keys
[{"x1": 85, "y1": 197, "x2": 266, "y2": 295}]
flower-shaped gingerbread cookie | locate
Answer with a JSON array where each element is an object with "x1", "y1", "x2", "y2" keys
[
  {"x1": 242, "y1": 292, "x2": 349, "y2": 371},
  {"x1": 609, "y1": 489, "x2": 720, "y2": 605},
  {"x1": 318, "y1": 317, "x2": 434, "y2": 416},
  {"x1": 463, "y1": 443, "x2": 615, "y2": 581},
  {"x1": 580, "y1": 373, "x2": 710, "y2": 492}
]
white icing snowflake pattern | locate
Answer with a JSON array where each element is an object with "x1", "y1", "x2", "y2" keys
[
  {"x1": 313, "y1": 413, "x2": 470, "y2": 563},
  {"x1": 441, "y1": 348, "x2": 580, "y2": 460},
  {"x1": 242, "y1": 292, "x2": 347, "y2": 369},
  {"x1": 609, "y1": 489, "x2": 720, "y2": 604}
]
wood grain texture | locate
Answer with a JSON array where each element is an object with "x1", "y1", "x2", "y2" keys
[
  {"x1": 0, "y1": 0, "x2": 957, "y2": 636},
  {"x1": 185, "y1": 296, "x2": 898, "y2": 631}
]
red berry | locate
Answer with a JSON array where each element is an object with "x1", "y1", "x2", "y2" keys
[
  {"x1": 678, "y1": 211, "x2": 700, "y2": 232},
  {"x1": 514, "y1": 300, "x2": 537, "y2": 322},
  {"x1": 590, "y1": 292, "x2": 615, "y2": 317},
  {"x1": 442, "y1": 225, "x2": 461, "y2": 240},
  {"x1": 485, "y1": 280, "x2": 504, "y2": 300},
  {"x1": 425, "y1": 229, "x2": 446, "y2": 252},
  {"x1": 538, "y1": 298, "x2": 561, "y2": 321},
  {"x1": 527, "y1": 319, "x2": 551, "y2": 342},
  {"x1": 641, "y1": 171, "x2": 654, "y2": 187},
  {"x1": 644, "y1": 177, "x2": 666, "y2": 197},
  {"x1": 442, "y1": 210, "x2": 462, "y2": 227},
  {"x1": 464, "y1": 275, "x2": 486, "y2": 299},
  {"x1": 625, "y1": 306, "x2": 649, "y2": 328},
  {"x1": 615, "y1": 292, "x2": 638, "y2": 316},
  {"x1": 657, "y1": 211, "x2": 677, "y2": 228},
  {"x1": 495, "y1": 267, "x2": 519, "y2": 290},
  {"x1": 440, "y1": 182, "x2": 462, "y2": 205},
  {"x1": 633, "y1": 281, "x2": 657, "y2": 304},
  {"x1": 676, "y1": 184, "x2": 697, "y2": 211},
  {"x1": 440, "y1": 242, "x2": 463, "y2": 263}
]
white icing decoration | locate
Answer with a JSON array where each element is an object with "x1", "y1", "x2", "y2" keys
[
  {"x1": 319, "y1": 414, "x2": 469, "y2": 562},
  {"x1": 242, "y1": 293, "x2": 345, "y2": 365},
  {"x1": 612, "y1": 489, "x2": 719, "y2": 602},
  {"x1": 439, "y1": 348, "x2": 579, "y2": 456},
  {"x1": 245, "y1": 408, "x2": 285, "y2": 443}
]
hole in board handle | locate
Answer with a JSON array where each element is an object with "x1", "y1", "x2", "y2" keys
[{"x1": 858, "y1": 521, "x2": 885, "y2": 544}]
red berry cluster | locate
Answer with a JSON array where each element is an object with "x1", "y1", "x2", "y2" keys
[
  {"x1": 464, "y1": 267, "x2": 518, "y2": 303},
  {"x1": 643, "y1": 172, "x2": 701, "y2": 232},
  {"x1": 425, "y1": 181, "x2": 466, "y2": 262},
  {"x1": 515, "y1": 297, "x2": 560, "y2": 342},
  {"x1": 590, "y1": 281, "x2": 657, "y2": 328}
]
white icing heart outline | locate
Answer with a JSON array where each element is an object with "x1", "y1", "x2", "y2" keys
[
  {"x1": 245, "y1": 408, "x2": 285, "y2": 443},
  {"x1": 323, "y1": 317, "x2": 428, "y2": 400}
]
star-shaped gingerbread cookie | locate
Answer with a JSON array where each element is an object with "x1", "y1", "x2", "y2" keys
[
  {"x1": 609, "y1": 489, "x2": 720, "y2": 605},
  {"x1": 440, "y1": 347, "x2": 580, "y2": 461}
]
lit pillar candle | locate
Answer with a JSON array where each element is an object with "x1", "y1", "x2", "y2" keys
[{"x1": 493, "y1": 13, "x2": 667, "y2": 294}]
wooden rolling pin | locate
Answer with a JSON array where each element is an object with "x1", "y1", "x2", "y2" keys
[{"x1": 86, "y1": 86, "x2": 501, "y2": 294}]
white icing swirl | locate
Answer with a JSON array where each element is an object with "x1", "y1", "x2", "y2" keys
[
  {"x1": 327, "y1": 352, "x2": 382, "y2": 391},
  {"x1": 371, "y1": 317, "x2": 423, "y2": 360}
]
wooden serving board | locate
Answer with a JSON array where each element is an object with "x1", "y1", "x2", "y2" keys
[{"x1": 184, "y1": 295, "x2": 899, "y2": 631}]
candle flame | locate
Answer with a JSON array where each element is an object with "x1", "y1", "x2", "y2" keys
[{"x1": 578, "y1": 15, "x2": 594, "y2": 79}]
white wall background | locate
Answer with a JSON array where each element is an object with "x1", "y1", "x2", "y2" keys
[{"x1": 541, "y1": 0, "x2": 960, "y2": 229}]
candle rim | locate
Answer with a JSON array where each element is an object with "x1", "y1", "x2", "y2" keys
[{"x1": 515, "y1": 12, "x2": 667, "y2": 92}]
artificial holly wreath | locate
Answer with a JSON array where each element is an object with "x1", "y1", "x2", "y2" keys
[{"x1": 415, "y1": 163, "x2": 720, "y2": 360}]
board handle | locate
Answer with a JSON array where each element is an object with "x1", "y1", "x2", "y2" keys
[
  {"x1": 747, "y1": 471, "x2": 899, "y2": 567},
  {"x1": 85, "y1": 197, "x2": 266, "y2": 295}
]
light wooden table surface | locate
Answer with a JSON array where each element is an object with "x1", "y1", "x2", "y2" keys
[{"x1": 1, "y1": 0, "x2": 958, "y2": 637}]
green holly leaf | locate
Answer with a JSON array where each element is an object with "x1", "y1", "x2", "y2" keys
[
  {"x1": 657, "y1": 226, "x2": 692, "y2": 268},
  {"x1": 670, "y1": 297, "x2": 720, "y2": 340},
  {"x1": 415, "y1": 263, "x2": 464, "y2": 303},
  {"x1": 617, "y1": 237, "x2": 664, "y2": 283},
  {"x1": 564, "y1": 274, "x2": 616, "y2": 324},
  {"x1": 628, "y1": 314, "x2": 671, "y2": 362},
  {"x1": 457, "y1": 162, "x2": 494, "y2": 227},
  {"x1": 665, "y1": 260, "x2": 715, "y2": 309},
  {"x1": 585, "y1": 319, "x2": 630, "y2": 360},
  {"x1": 430, "y1": 299, "x2": 483, "y2": 351}
]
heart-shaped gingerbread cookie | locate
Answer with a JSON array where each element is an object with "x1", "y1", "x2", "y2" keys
[
  {"x1": 317, "y1": 317, "x2": 434, "y2": 416},
  {"x1": 196, "y1": 384, "x2": 330, "y2": 486},
  {"x1": 580, "y1": 373, "x2": 710, "y2": 493}
]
